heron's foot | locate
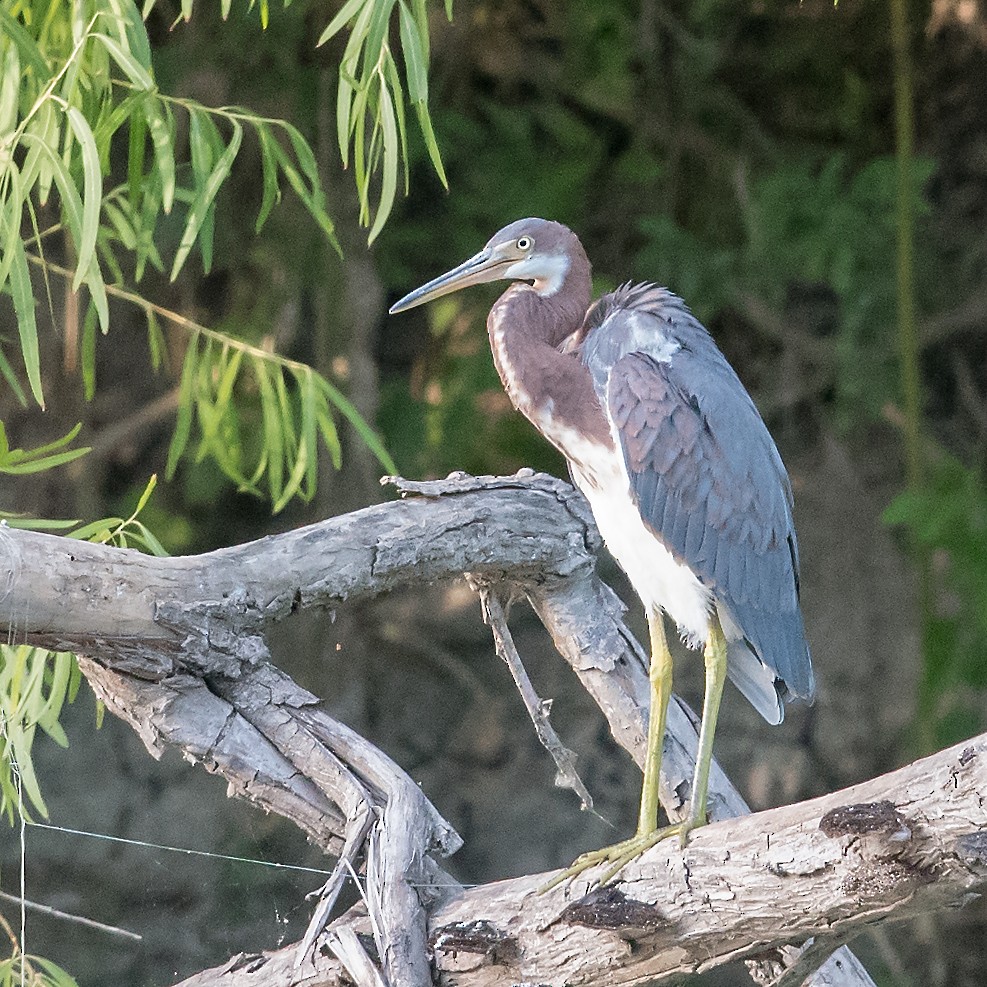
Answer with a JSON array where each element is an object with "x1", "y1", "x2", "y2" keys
[{"x1": 540, "y1": 814, "x2": 706, "y2": 893}]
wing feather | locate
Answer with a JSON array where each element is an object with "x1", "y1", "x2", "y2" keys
[{"x1": 582, "y1": 289, "x2": 814, "y2": 717}]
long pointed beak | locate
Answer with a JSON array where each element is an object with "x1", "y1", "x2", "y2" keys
[{"x1": 388, "y1": 248, "x2": 511, "y2": 314}]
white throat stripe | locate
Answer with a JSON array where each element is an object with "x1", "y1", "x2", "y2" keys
[{"x1": 504, "y1": 254, "x2": 571, "y2": 297}]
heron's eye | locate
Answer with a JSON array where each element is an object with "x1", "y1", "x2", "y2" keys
[{"x1": 516, "y1": 236, "x2": 533, "y2": 251}]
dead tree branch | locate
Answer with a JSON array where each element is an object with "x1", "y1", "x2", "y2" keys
[
  {"x1": 0, "y1": 472, "x2": 950, "y2": 986},
  {"x1": 173, "y1": 734, "x2": 987, "y2": 987}
]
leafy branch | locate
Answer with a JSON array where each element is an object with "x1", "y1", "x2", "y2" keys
[
  {"x1": 26, "y1": 253, "x2": 396, "y2": 509},
  {"x1": 320, "y1": 0, "x2": 451, "y2": 242}
]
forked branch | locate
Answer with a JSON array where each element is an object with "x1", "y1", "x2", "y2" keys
[{"x1": 0, "y1": 473, "x2": 958, "y2": 987}]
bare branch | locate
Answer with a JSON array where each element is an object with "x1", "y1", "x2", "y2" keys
[
  {"x1": 474, "y1": 582, "x2": 595, "y2": 812},
  {"x1": 175, "y1": 733, "x2": 987, "y2": 987},
  {"x1": 0, "y1": 473, "x2": 907, "y2": 986}
]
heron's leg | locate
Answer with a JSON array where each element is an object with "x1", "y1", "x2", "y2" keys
[
  {"x1": 636, "y1": 608, "x2": 673, "y2": 835},
  {"x1": 540, "y1": 613, "x2": 726, "y2": 891},
  {"x1": 678, "y1": 612, "x2": 727, "y2": 845},
  {"x1": 540, "y1": 610, "x2": 673, "y2": 892}
]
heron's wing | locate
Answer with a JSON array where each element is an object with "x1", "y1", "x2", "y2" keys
[{"x1": 605, "y1": 344, "x2": 814, "y2": 719}]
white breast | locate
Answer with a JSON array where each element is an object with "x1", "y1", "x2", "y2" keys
[
  {"x1": 570, "y1": 451, "x2": 712, "y2": 650},
  {"x1": 489, "y1": 306, "x2": 711, "y2": 646}
]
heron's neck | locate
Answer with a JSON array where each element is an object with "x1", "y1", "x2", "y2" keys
[{"x1": 486, "y1": 275, "x2": 613, "y2": 456}]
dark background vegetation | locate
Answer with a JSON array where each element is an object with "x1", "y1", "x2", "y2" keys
[{"x1": 3, "y1": 0, "x2": 987, "y2": 984}]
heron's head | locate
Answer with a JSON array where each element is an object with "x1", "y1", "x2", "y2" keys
[{"x1": 388, "y1": 218, "x2": 587, "y2": 314}]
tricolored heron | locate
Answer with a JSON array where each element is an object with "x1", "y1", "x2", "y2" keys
[{"x1": 389, "y1": 218, "x2": 814, "y2": 884}]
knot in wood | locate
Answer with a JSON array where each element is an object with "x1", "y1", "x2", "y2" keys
[
  {"x1": 560, "y1": 885, "x2": 665, "y2": 935},
  {"x1": 819, "y1": 800, "x2": 911, "y2": 841},
  {"x1": 429, "y1": 919, "x2": 518, "y2": 963}
]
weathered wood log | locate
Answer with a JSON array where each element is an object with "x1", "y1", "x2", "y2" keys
[
  {"x1": 0, "y1": 472, "x2": 907, "y2": 986},
  {"x1": 172, "y1": 732, "x2": 987, "y2": 987}
]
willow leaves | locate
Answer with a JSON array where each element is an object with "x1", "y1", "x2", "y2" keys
[{"x1": 166, "y1": 334, "x2": 394, "y2": 513}]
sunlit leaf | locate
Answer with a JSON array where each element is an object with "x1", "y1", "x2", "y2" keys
[
  {"x1": 317, "y1": 0, "x2": 368, "y2": 46},
  {"x1": 368, "y1": 80, "x2": 398, "y2": 244},
  {"x1": 64, "y1": 106, "x2": 101, "y2": 293},
  {"x1": 171, "y1": 119, "x2": 242, "y2": 280},
  {"x1": 9, "y1": 235, "x2": 43, "y2": 408}
]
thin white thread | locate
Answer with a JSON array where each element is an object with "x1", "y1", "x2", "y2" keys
[
  {"x1": 28, "y1": 821, "x2": 474, "y2": 887},
  {"x1": 28, "y1": 822, "x2": 334, "y2": 875}
]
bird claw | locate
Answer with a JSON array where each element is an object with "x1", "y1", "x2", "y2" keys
[{"x1": 539, "y1": 815, "x2": 705, "y2": 893}]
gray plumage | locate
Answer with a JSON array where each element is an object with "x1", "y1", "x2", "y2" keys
[
  {"x1": 389, "y1": 218, "x2": 814, "y2": 730},
  {"x1": 578, "y1": 283, "x2": 814, "y2": 722}
]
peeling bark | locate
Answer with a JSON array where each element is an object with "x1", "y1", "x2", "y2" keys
[{"x1": 0, "y1": 472, "x2": 946, "y2": 987}]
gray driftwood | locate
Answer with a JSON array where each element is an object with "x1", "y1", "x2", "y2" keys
[{"x1": 1, "y1": 471, "x2": 960, "y2": 986}]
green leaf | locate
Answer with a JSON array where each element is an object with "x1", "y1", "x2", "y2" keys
[
  {"x1": 0, "y1": 8, "x2": 50, "y2": 80},
  {"x1": 104, "y1": 0, "x2": 153, "y2": 68},
  {"x1": 316, "y1": 405, "x2": 342, "y2": 470},
  {"x1": 85, "y1": 252, "x2": 109, "y2": 333},
  {"x1": 317, "y1": 0, "x2": 368, "y2": 46},
  {"x1": 398, "y1": 1, "x2": 428, "y2": 103},
  {"x1": 19, "y1": 131, "x2": 85, "y2": 249},
  {"x1": 128, "y1": 110, "x2": 147, "y2": 208},
  {"x1": 336, "y1": 72, "x2": 354, "y2": 168},
  {"x1": 414, "y1": 102, "x2": 447, "y2": 189},
  {"x1": 166, "y1": 339, "x2": 198, "y2": 476},
  {"x1": 300, "y1": 370, "x2": 318, "y2": 494},
  {"x1": 0, "y1": 515, "x2": 80, "y2": 530},
  {"x1": 0, "y1": 423, "x2": 89, "y2": 475},
  {"x1": 103, "y1": 199, "x2": 137, "y2": 251},
  {"x1": 133, "y1": 473, "x2": 158, "y2": 514},
  {"x1": 129, "y1": 521, "x2": 168, "y2": 557},
  {"x1": 144, "y1": 97, "x2": 176, "y2": 213},
  {"x1": 270, "y1": 138, "x2": 339, "y2": 250},
  {"x1": 188, "y1": 110, "x2": 219, "y2": 272},
  {"x1": 92, "y1": 31, "x2": 155, "y2": 89},
  {"x1": 81, "y1": 301, "x2": 97, "y2": 400},
  {"x1": 364, "y1": 0, "x2": 397, "y2": 79},
  {"x1": 0, "y1": 166, "x2": 24, "y2": 302},
  {"x1": 318, "y1": 376, "x2": 395, "y2": 472},
  {"x1": 368, "y1": 80, "x2": 398, "y2": 244},
  {"x1": 171, "y1": 119, "x2": 242, "y2": 281},
  {"x1": 383, "y1": 50, "x2": 409, "y2": 194},
  {"x1": 0, "y1": 349, "x2": 28, "y2": 406},
  {"x1": 0, "y1": 40, "x2": 19, "y2": 135},
  {"x1": 146, "y1": 308, "x2": 166, "y2": 371},
  {"x1": 8, "y1": 235, "x2": 43, "y2": 408},
  {"x1": 255, "y1": 123, "x2": 281, "y2": 233},
  {"x1": 66, "y1": 518, "x2": 121, "y2": 541},
  {"x1": 253, "y1": 358, "x2": 285, "y2": 502},
  {"x1": 64, "y1": 107, "x2": 102, "y2": 293}
]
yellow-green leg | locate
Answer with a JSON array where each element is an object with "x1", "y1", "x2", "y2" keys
[
  {"x1": 635, "y1": 609, "x2": 674, "y2": 835},
  {"x1": 541, "y1": 612, "x2": 728, "y2": 891}
]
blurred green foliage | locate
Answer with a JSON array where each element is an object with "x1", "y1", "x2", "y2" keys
[
  {"x1": 1, "y1": 0, "x2": 986, "y2": 981},
  {"x1": 885, "y1": 458, "x2": 987, "y2": 747}
]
